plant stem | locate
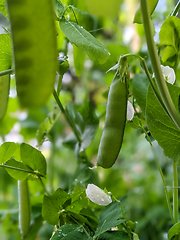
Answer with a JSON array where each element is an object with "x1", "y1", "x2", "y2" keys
[
  {"x1": 173, "y1": 162, "x2": 179, "y2": 223},
  {"x1": 170, "y1": 0, "x2": 180, "y2": 16},
  {"x1": 142, "y1": 127, "x2": 175, "y2": 224},
  {"x1": 0, "y1": 69, "x2": 14, "y2": 77},
  {"x1": 122, "y1": 54, "x2": 170, "y2": 118},
  {"x1": 53, "y1": 89, "x2": 82, "y2": 144},
  {"x1": 140, "y1": 0, "x2": 180, "y2": 130},
  {"x1": 0, "y1": 164, "x2": 45, "y2": 177}
]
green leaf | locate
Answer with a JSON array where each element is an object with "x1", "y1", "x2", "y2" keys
[
  {"x1": 0, "y1": 142, "x2": 18, "y2": 163},
  {"x1": 4, "y1": 158, "x2": 30, "y2": 181},
  {"x1": 73, "y1": 45, "x2": 86, "y2": 77},
  {"x1": 159, "y1": 17, "x2": 180, "y2": 68},
  {"x1": 146, "y1": 83, "x2": 180, "y2": 164},
  {"x1": 168, "y1": 221, "x2": 180, "y2": 240},
  {"x1": 132, "y1": 74, "x2": 149, "y2": 114},
  {"x1": 51, "y1": 224, "x2": 91, "y2": 240},
  {"x1": 94, "y1": 201, "x2": 125, "y2": 238},
  {"x1": 0, "y1": 0, "x2": 8, "y2": 18},
  {"x1": 128, "y1": 116, "x2": 142, "y2": 129},
  {"x1": 0, "y1": 33, "x2": 12, "y2": 71},
  {"x1": 7, "y1": 0, "x2": 58, "y2": 108},
  {"x1": 54, "y1": 0, "x2": 66, "y2": 18},
  {"x1": 66, "y1": 184, "x2": 88, "y2": 214},
  {"x1": 42, "y1": 188, "x2": 70, "y2": 225},
  {"x1": 0, "y1": 97, "x2": 18, "y2": 135},
  {"x1": 133, "y1": 0, "x2": 159, "y2": 24},
  {"x1": 0, "y1": 74, "x2": 10, "y2": 119},
  {"x1": 69, "y1": 6, "x2": 95, "y2": 32},
  {"x1": 20, "y1": 143, "x2": 46, "y2": 176},
  {"x1": 98, "y1": 231, "x2": 129, "y2": 240},
  {"x1": 59, "y1": 19, "x2": 110, "y2": 64}
]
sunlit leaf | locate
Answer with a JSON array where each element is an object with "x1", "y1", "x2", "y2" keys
[
  {"x1": 20, "y1": 143, "x2": 46, "y2": 176},
  {"x1": 42, "y1": 188, "x2": 70, "y2": 225},
  {"x1": 59, "y1": 19, "x2": 110, "y2": 64},
  {"x1": 0, "y1": 142, "x2": 18, "y2": 164},
  {"x1": 146, "y1": 83, "x2": 180, "y2": 164}
]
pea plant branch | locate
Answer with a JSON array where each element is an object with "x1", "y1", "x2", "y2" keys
[
  {"x1": 53, "y1": 89, "x2": 82, "y2": 144},
  {"x1": 141, "y1": 0, "x2": 180, "y2": 224}
]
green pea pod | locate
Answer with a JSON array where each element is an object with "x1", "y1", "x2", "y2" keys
[
  {"x1": 6, "y1": 0, "x2": 57, "y2": 108},
  {"x1": 18, "y1": 180, "x2": 31, "y2": 238},
  {"x1": 97, "y1": 78, "x2": 127, "y2": 168},
  {"x1": 0, "y1": 74, "x2": 10, "y2": 119}
]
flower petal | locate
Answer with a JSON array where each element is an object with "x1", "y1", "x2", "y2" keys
[
  {"x1": 86, "y1": 184, "x2": 112, "y2": 206},
  {"x1": 161, "y1": 65, "x2": 175, "y2": 84},
  {"x1": 127, "y1": 101, "x2": 134, "y2": 121}
]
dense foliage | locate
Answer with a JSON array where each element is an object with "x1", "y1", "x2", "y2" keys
[{"x1": 0, "y1": 0, "x2": 180, "y2": 239}]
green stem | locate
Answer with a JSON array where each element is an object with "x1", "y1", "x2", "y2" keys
[
  {"x1": 173, "y1": 162, "x2": 179, "y2": 223},
  {"x1": 0, "y1": 69, "x2": 14, "y2": 77},
  {"x1": 122, "y1": 54, "x2": 170, "y2": 118},
  {"x1": 141, "y1": 0, "x2": 180, "y2": 130},
  {"x1": 0, "y1": 164, "x2": 45, "y2": 177},
  {"x1": 142, "y1": 127, "x2": 175, "y2": 223},
  {"x1": 170, "y1": 0, "x2": 180, "y2": 17},
  {"x1": 53, "y1": 89, "x2": 82, "y2": 144}
]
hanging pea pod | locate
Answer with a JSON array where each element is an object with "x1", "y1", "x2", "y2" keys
[
  {"x1": 18, "y1": 180, "x2": 31, "y2": 238},
  {"x1": 97, "y1": 60, "x2": 128, "y2": 168},
  {"x1": 0, "y1": 74, "x2": 10, "y2": 119},
  {"x1": 6, "y1": 0, "x2": 58, "y2": 108}
]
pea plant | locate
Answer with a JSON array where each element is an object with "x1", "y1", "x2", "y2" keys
[{"x1": 0, "y1": 0, "x2": 180, "y2": 239}]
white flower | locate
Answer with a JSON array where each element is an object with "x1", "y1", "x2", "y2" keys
[
  {"x1": 86, "y1": 184, "x2": 112, "y2": 206},
  {"x1": 127, "y1": 101, "x2": 134, "y2": 121},
  {"x1": 153, "y1": 65, "x2": 175, "y2": 84}
]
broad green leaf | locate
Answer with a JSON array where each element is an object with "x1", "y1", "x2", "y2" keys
[
  {"x1": 42, "y1": 188, "x2": 70, "y2": 225},
  {"x1": 85, "y1": 0, "x2": 122, "y2": 20},
  {"x1": 132, "y1": 74, "x2": 149, "y2": 114},
  {"x1": 51, "y1": 224, "x2": 90, "y2": 240},
  {"x1": 20, "y1": 143, "x2": 46, "y2": 176},
  {"x1": 0, "y1": 33, "x2": 11, "y2": 71},
  {"x1": 0, "y1": 74, "x2": 10, "y2": 119},
  {"x1": 146, "y1": 83, "x2": 180, "y2": 164},
  {"x1": 59, "y1": 19, "x2": 110, "y2": 64},
  {"x1": 133, "y1": 0, "x2": 159, "y2": 24},
  {"x1": 0, "y1": 142, "x2": 18, "y2": 163},
  {"x1": 94, "y1": 201, "x2": 125, "y2": 238},
  {"x1": 98, "y1": 231, "x2": 129, "y2": 240},
  {"x1": 73, "y1": 45, "x2": 86, "y2": 77},
  {"x1": 168, "y1": 221, "x2": 180, "y2": 240},
  {"x1": 159, "y1": 16, "x2": 180, "y2": 68},
  {"x1": 5, "y1": 158, "x2": 30, "y2": 181},
  {"x1": 6, "y1": 0, "x2": 58, "y2": 108}
]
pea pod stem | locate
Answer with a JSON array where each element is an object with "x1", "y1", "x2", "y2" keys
[{"x1": 0, "y1": 68, "x2": 14, "y2": 77}]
